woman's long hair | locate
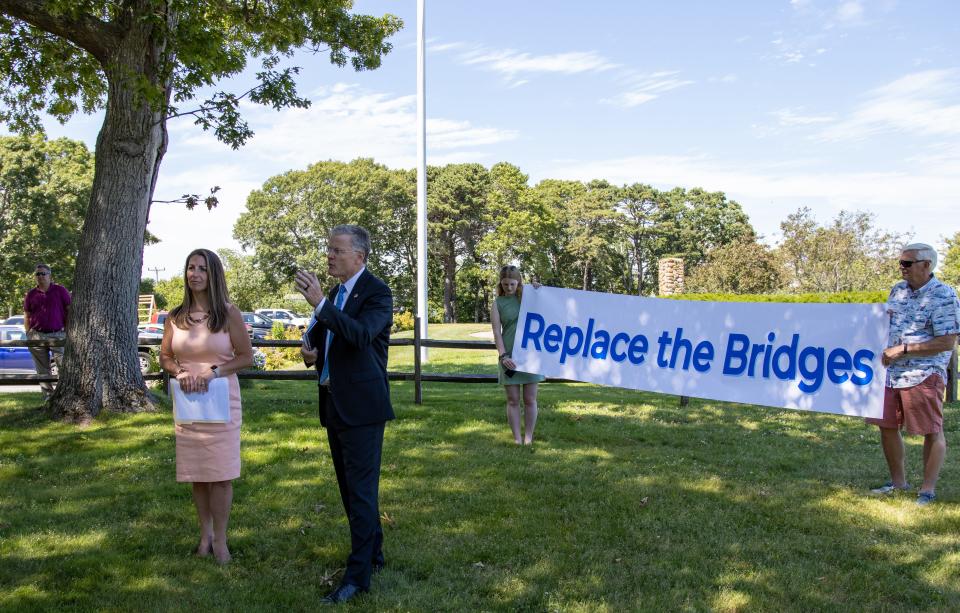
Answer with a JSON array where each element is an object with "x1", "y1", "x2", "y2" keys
[
  {"x1": 496, "y1": 265, "x2": 524, "y2": 301},
  {"x1": 169, "y1": 249, "x2": 231, "y2": 332}
]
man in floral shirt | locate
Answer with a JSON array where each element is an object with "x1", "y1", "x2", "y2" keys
[{"x1": 867, "y1": 243, "x2": 959, "y2": 506}]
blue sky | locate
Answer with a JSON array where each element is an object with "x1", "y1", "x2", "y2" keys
[{"x1": 29, "y1": 0, "x2": 960, "y2": 280}]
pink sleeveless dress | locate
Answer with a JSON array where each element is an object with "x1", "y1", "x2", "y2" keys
[{"x1": 169, "y1": 320, "x2": 242, "y2": 482}]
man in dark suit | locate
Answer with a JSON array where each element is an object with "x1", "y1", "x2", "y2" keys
[{"x1": 295, "y1": 224, "x2": 394, "y2": 605}]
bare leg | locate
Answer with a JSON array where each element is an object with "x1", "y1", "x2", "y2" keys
[
  {"x1": 878, "y1": 427, "x2": 908, "y2": 487},
  {"x1": 504, "y1": 385, "x2": 522, "y2": 444},
  {"x1": 210, "y1": 480, "x2": 233, "y2": 564},
  {"x1": 920, "y1": 432, "x2": 946, "y2": 494},
  {"x1": 191, "y1": 482, "x2": 214, "y2": 556},
  {"x1": 522, "y1": 383, "x2": 539, "y2": 445}
]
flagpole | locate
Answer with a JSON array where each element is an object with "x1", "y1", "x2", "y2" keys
[{"x1": 416, "y1": 0, "x2": 429, "y2": 361}]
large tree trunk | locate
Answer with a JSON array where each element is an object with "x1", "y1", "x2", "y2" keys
[
  {"x1": 50, "y1": 6, "x2": 173, "y2": 422},
  {"x1": 632, "y1": 240, "x2": 645, "y2": 295}
]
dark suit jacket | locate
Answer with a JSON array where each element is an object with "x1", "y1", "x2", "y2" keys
[{"x1": 306, "y1": 268, "x2": 395, "y2": 427}]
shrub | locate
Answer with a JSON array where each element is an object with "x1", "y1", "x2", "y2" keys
[
  {"x1": 392, "y1": 310, "x2": 414, "y2": 333},
  {"x1": 264, "y1": 350, "x2": 290, "y2": 370},
  {"x1": 261, "y1": 326, "x2": 303, "y2": 369},
  {"x1": 664, "y1": 290, "x2": 886, "y2": 303}
]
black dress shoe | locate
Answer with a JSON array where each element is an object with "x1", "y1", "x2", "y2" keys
[{"x1": 321, "y1": 583, "x2": 366, "y2": 605}]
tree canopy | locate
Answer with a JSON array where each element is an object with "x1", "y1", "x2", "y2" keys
[
  {"x1": 234, "y1": 158, "x2": 764, "y2": 321},
  {"x1": 0, "y1": 1, "x2": 402, "y2": 144},
  {"x1": 686, "y1": 239, "x2": 785, "y2": 294},
  {"x1": 0, "y1": 133, "x2": 93, "y2": 315},
  {"x1": 777, "y1": 208, "x2": 903, "y2": 293},
  {"x1": 940, "y1": 231, "x2": 960, "y2": 289}
]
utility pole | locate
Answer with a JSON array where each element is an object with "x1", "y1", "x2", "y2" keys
[{"x1": 147, "y1": 267, "x2": 165, "y2": 282}]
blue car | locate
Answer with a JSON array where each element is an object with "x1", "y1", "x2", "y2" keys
[{"x1": 0, "y1": 325, "x2": 33, "y2": 372}]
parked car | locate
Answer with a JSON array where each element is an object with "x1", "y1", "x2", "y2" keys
[
  {"x1": 0, "y1": 325, "x2": 33, "y2": 372},
  {"x1": 138, "y1": 323, "x2": 165, "y2": 339},
  {"x1": 255, "y1": 308, "x2": 310, "y2": 330},
  {"x1": 241, "y1": 312, "x2": 274, "y2": 339},
  {"x1": 2, "y1": 315, "x2": 25, "y2": 328},
  {"x1": 149, "y1": 311, "x2": 168, "y2": 325},
  {"x1": 136, "y1": 323, "x2": 164, "y2": 374},
  {"x1": 1, "y1": 324, "x2": 152, "y2": 376}
]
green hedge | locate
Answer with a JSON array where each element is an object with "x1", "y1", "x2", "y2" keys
[{"x1": 663, "y1": 290, "x2": 887, "y2": 303}]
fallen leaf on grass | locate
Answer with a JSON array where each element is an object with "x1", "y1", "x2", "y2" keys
[
  {"x1": 313, "y1": 503, "x2": 325, "y2": 513},
  {"x1": 473, "y1": 561, "x2": 485, "y2": 569},
  {"x1": 381, "y1": 511, "x2": 396, "y2": 527},
  {"x1": 639, "y1": 496, "x2": 648, "y2": 507}
]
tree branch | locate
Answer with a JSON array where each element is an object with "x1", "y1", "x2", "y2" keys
[
  {"x1": 166, "y1": 84, "x2": 261, "y2": 121},
  {"x1": 0, "y1": 0, "x2": 118, "y2": 63},
  {"x1": 152, "y1": 186, "x2": 220, "y2": 211}
]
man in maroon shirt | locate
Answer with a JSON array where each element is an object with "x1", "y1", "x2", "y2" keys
[{"x1": 23, "y1": 263, "x2": 72, "y2": 399}]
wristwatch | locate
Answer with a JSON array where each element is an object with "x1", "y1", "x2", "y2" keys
[{"x1": 210, "y1": 364, "x2": 219, "y2": 378}]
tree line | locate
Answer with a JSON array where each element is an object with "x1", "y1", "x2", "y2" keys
[
  {"x1": 233, "y1": 158, "x2": 927, "y2": 322},
  {"x1": 235, "y1": 158, "x2": 760, "y2": 322},
  {"x1": 4, "y1": 135, "x2": 959, "y2": 324}
]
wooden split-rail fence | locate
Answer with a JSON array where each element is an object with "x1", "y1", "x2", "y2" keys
[{"x1": 2, "y1": 318, "x2": 957, "y2": 405}]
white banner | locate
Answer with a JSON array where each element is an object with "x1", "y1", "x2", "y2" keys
[{"x1": 512, "y1": 286, "x2": 888, "y2": 418}]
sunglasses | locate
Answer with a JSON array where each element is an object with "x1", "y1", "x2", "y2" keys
[
  {"x1": 34, "y1": 271, "x2": 49, "y2": 276},
  {"x1": 899, "y1": 260, "x2": 928, "y2": 268}
]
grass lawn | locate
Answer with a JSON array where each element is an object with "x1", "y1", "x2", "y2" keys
[
  {"x1": 2, "y1": 324, "x2": 959, "y2": 611},
  {"x1": 391, "y1": 322, "x2": 498, "y2": 376}
]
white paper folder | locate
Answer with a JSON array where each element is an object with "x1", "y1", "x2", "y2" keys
[{"x1": 172, "y1": 377, "x2": 231, "y2": 424}]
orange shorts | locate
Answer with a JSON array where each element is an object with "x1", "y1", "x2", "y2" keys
[{"x1": 866, "y1": 375, "x2": 945, "y2": 435}]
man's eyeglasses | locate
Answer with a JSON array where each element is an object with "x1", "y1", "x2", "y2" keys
[
  {"x1": 34, "y1": 271, "x2": 49, "y2": 277},
  {"x1": 326, "y1": 247, "x2": 359, "y2": 256},
  {"x1": 899, "y1": 259, "x2": 928, "y2": 268}
]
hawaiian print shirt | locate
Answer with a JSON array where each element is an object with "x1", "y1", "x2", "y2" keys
[{"x1": 885, "y1": 275, "x2": 960, "y2": 388}]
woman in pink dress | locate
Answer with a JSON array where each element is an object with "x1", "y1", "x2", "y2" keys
[{"x1": 160, "y1": 248, "x2": 253, "y2": 564}]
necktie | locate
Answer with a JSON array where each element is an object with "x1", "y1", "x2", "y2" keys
[{"x1": 319, "y1": 285, "x2": 347, "y2": 384}]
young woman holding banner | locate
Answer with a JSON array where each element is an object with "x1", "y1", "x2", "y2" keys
[{"x1": 491, "y1": 265, "x2": 545, "y2": 445}]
